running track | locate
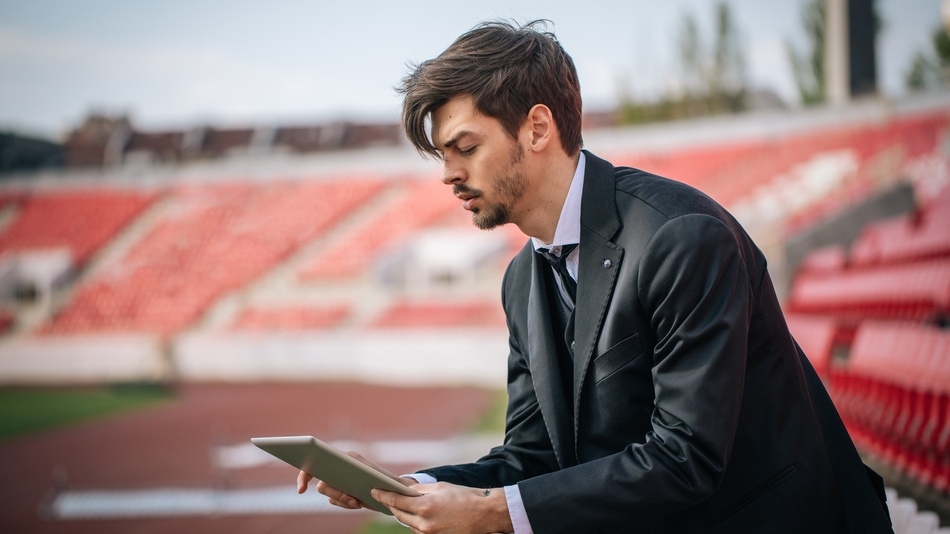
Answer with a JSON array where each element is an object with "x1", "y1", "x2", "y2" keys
[{"x1": 0, "y1": 382, "x2": 496, "y2": 533}]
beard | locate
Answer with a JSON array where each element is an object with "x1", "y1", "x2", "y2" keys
[{"x1": 455, "y1": 143, "x2": 527, "y2": 231}]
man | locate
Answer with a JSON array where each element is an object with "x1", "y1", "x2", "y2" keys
[{"x1": 298, "y1": 20, "x2": 893, "y2": 533}]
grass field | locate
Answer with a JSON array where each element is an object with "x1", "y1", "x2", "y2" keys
[{"x1": 0, "y1": 383, "x2": 173, "y2": 440}]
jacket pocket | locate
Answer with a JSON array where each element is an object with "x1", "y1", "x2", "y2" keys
[
  {"x1": 706, "y1": 464, "x2": 799, "y2": 528},
  {"x1": 592, "y1": 333, "x2": 645, "y2": 384}
]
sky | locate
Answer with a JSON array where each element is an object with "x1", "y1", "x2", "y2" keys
[{"x1": 0, "y1": 0, "x2": 944, "y2": 140}]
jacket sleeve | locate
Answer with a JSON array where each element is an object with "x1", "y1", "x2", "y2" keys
[
  {"x1": 518, "y1": 214, "x2": 752, "y2": 532},
  {"x1": 420, "y1": 255, "x2": 561, "y2": 488}
]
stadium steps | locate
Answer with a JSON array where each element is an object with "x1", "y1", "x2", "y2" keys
[
  {"x1": 62, "y1": 192, "x2": 174, "y2": 289},
  {"x1": 8, "y1": 189, "x2": 168, "y2": 335},
  {"x1": 295, "y1": 177, "x2": 458, "y2": 282},
  {"x1": 199, "y1": 177, "x2": 409, "y2": 331},
  {"x1": 36, "y1": 179, "x2": 382, "y2": 337}
]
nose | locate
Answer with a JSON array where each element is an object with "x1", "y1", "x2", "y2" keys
[{"x1": 441, "y1": 158, "x2": 464, "y2": 185}]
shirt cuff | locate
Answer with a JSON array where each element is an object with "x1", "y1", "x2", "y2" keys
[
  {"x1": 407, "y1": 472, "x2": 437, "y2": 484},
  {"x1": 505, "y1": 484, "x2": 534, "y2": 534}
]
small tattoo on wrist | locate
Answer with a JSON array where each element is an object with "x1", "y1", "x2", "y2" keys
[{"x1": 483, "y1": 489, "x2": 491, "y2": 497}]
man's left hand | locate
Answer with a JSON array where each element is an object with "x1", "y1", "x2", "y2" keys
[{"x1": 371, "y1": 482, "x2": 513, "y2": 534}]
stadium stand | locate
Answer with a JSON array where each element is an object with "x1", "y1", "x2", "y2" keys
[
  {"x1": 230, "y1": 304, "x2": 351, "y2": 331},
  {"x1": 0, "y1": 188, "x2": 158, "y2": 268},
  {"x1": 787, "y1": 178, "x2": 950, "y2": 524},
  {"x1": 795, "y1": 243, "x2": 850, "y2": 275},
  {"x1": 784, "y1": 313, "x2": 840, "y2": 377},
  {"x1": 829, "y1": 321, "x2": 950, "y2": 495},
  {"x1": 296, "y1": 176, "x2": 459, "y2": 281},
  {"x1": 787, "y1": 177, "x2": 950, "y2": 328},
  {"x1": 888, "y1": 486, "x2": 947, "y2": 534},
  {"x1": 368, "y1": 299, "x2": 506, "y2": 329},
  {"x1": 39, "y1": 178, "x2": 382, "y2": 337},
  {"x1": 787, "y1": 258, "x2": 950, "y2": 325},
  {"x1": 849, "y1": 196, "x2": 950, "y2": 268},
  {"x1": 608, "y1": 111, "x2": 947, "y2": 219}
]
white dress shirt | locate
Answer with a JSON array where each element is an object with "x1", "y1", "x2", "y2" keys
[{"x1": 532, "y1": 151, "x2": 586, "y2": 309}]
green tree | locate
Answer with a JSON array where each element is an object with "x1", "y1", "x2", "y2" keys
[
  {"x1": 906, "y1": 25, "x2": 950, "y2": 90},
  {"x1": 786, "y1": 0, "x2": 826, "y2": 105},
  {"x1": 678, "y1": 12, "x2": 703, "y2": 103},
  {"x1": 676, "y1": 2, "x2": 747, "y2": 115},
  {"x1": 617, "y1": 1, "x2": 748, "y2": 124},
  {"x1": 708, "y1": 2, "x2": 747, "y2": 113}
]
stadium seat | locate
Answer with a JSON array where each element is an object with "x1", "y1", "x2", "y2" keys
[
  {"x1": 832, "y1": 321, "x2": 950, "y2": 492},
  {"x1": 0, "y1": 189, "x2": 158, "y2": 267},
  {"x1": 785, "y1": 313, "x2": 838, "y2": 377},
  {"x1": 41, "y1": 178, "x2": 382, "y2": 337},
  {"x1": 297, "y1": 177, "x2": 457, "y2": 281},
  {"x1": 787, "y1": 259, "x2": 950, "y2": 325},
  {"x1": 797, "y1": 245, "x2": 848, "y2": 275},
  {"x1": 368, "y1": 299, "x2": 506, "y2": 329},
  {"x1": 230, "y1": 304, "x2": 351, "y2": 331}
]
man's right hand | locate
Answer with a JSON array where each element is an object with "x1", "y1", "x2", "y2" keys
[{"x1": 295, "y1": 450, "x2": 419, "y2": 511}]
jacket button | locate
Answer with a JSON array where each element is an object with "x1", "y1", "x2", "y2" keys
[{"x1": 603, "y1": 259, "x2": 612, "y2": 269}]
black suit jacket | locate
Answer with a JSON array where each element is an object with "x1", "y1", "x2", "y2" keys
[{"x1": 423, "y1": 151, "x2": 891, "y2": 533}]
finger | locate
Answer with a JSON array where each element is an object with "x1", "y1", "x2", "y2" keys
[
  {"x1": 374, "y1": 491, "x2": 421, "y2": 531},
  {"x1": 371, "y1": 488, "x2": 413, "y2": 513},
  {"x1": 316, "y1": 480, "x2": 363, "y2": 509},
  {"x1": 296, "y1": 471, "x2": 313, "y2": 494}
]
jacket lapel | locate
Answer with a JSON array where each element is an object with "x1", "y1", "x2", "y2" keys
[
  {"x1": 526, "y1": 250, "x2": 577, "y2": 467},
  {"x1": 572, "y1": 151, "x2": 624, "y2": 439}
]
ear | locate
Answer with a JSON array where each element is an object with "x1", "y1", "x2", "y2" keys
[{"x1": 522, "y1": 104, "x2": 557, "y2": 152}]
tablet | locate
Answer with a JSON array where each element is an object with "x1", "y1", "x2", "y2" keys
[{"x1": 251, "y1": 435, "x2": 421, "y2": 515}]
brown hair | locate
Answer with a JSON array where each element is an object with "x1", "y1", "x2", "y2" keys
[{"x1": 398, "y1": 20, "x2": 583, "y2": 158}]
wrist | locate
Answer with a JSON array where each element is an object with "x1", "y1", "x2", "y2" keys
[{"x1": 480, "y1": 487, "x2": 513, "y2": 533}]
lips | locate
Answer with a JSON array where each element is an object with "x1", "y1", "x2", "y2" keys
[
  {"x1": 460, "y1": 195, "x2": 477, "y2": 210},
  {"x1": 453, "y1": 186, "x2": 478, "y2": 211}
]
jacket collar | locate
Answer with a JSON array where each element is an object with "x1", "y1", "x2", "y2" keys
[
  {"x1": 525, "y1": 150, "x2": 624, "y2": 464},
  {"x1": 572, "y1": 150, "x2": 624, "y2": 449}
]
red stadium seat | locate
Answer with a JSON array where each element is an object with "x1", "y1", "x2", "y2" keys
[
  {"x1": 787, "y1": 259, "x2": 950, "y2": 326},
  {"x1": 831, "y1": 321, "x2": 950, "y2": 492},
  {"x1": 785, "y1": 313, "x2": 839, "y2": 377},
  {"x1": 297, "y1": 177, "x2": 457, "y2": 281},
  {"x1": 41, "y1": 178, "x2": 382, "y2": 337},
  {"x1": 230, "y1": 304, "x2": 351, "y2": 331},
  {"x1": 0, "y1": 189, "x2": 158, "y2": 267},
  {"x1": 368, "y1": 299, "x2": 506, "y2": 329},
  {"x1": 797, "y1": 245, "x2": 849, "y2": 275}
]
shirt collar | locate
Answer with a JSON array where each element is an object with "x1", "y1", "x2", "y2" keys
[{"x1": 532, "y1": 151, "x2": 586, "y2": 252}]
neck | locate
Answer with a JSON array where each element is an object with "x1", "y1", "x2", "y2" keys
[{"x1": 514, "y1": 151, "x2": 579, "y2": 243}]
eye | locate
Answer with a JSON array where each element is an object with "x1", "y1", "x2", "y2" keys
[{"x1": 458, "y1": 146, "x2": 476, "y2": 156}]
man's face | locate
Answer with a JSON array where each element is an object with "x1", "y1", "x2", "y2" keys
[{"x1": 431, "y1": 96, "x2": 528, "y2": 230}]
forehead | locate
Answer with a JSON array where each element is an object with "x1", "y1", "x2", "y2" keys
[{"x1": 431, "y1": 95, "x2": 501, "y2": 149}]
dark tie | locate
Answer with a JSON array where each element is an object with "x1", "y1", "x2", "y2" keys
[{"x1": 538, "y1": 243, "x2": 577, "y2": 304}]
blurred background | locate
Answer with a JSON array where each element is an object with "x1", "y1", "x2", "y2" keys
[{"x1": 0, "y1": 0, "x2": 949, "y2": 533}]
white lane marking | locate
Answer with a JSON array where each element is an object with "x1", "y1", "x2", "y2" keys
[
  {"x1": 48, "y1": 436, "x2": 503, "y2": 521},
  {"x1": 50, "y1": 485, "x2": 361, "y2": 519}
]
